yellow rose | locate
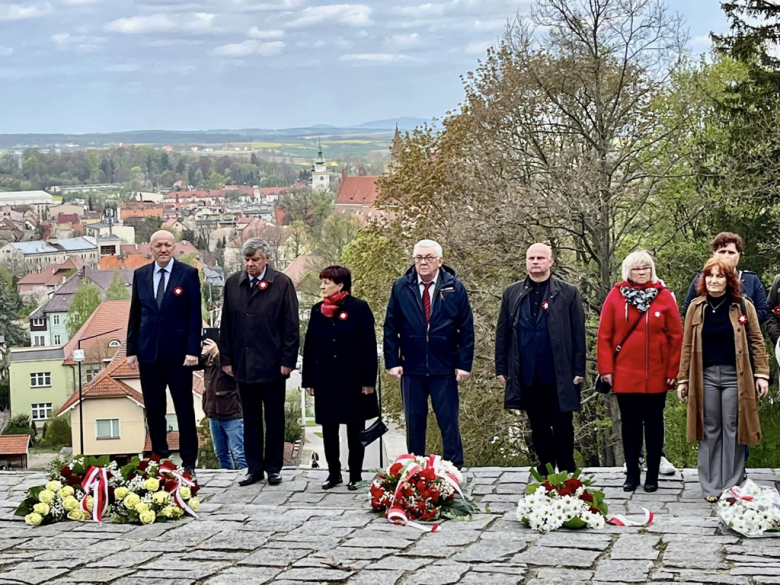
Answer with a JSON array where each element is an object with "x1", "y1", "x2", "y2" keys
[
  {"x1": 32, "y1": 503, "x2": 50, "y2": 516},
  {"x1": 151, "y1": 491, "x2": 170, "y2": 506},
  {"x1": 139, "y1": 510, "x2": 156, "y2": 525},
  {"x1": 123, "y1": 493, "x2": 141, "y2": 509},
  {"x1": 143, "y1": 477, "x2": 160, "y2": 492},
  {"x1": 135, "y1": 502, "x2": 149, "y2": 514},
  {"x1": 114, "y1": 487, "x2": 129, "y2": 500},
  {"x1": 170, "y1": 506, "x2": 184, "y2": 518},
  {"x1": 84, "y1": 496, "x2": 94, "y2": 512},
  {"x1": 45, "y1": 481, "x2": 62, "y2": 492},
  {"x1": 189, "y1": 497, "x2": 199, "y2": 512},
  {"x1": 24, "y1": 512, "x2": 43, "y2": 526},
  {"x1": 67, "y1": 510, "x2": 86, "y2": 521},
  {"x1": 59, "y1": 486, "x2": 74, "y2": 498},
  {"x1": 178, "y1": 487, "x2": 191, "y2": 500},
  {"x1": 38, "y1": 490, "x2": 55, "y2": 505},
  {"x1": 62, "y1": 496, "x2": 79, "y2": 511}
]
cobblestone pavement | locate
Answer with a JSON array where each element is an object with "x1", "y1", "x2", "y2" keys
[{"x1": 1, "y1": 467, "x2": 780, "y2": 584}]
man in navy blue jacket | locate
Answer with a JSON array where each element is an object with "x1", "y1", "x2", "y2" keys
[
  {"x1": 127, "y1": 230, "x2": 202, "y2": 474},
  {"x1": 384, "y1": 239, "x2": 474, "y2": 469},
  {"x1": 681, "y1": 232, "x2": 768, "y2": 323}
]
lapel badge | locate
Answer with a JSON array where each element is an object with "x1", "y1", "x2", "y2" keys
[
  {"x1": 738, "y1": 314, "x2": 748, "y2": 325},
  {"x1": 173, "y1": 286, "x2": 183, "y2": 297},
  {"x1": 338, "y1": 311, "x2": 348, "y2": 321},
  {"x1": 654, "y1": 311, "x2": 661, "y2": 318},
  {"x1": 258, "y1": 280, "x2": 269, "y2": 291},
  {"x1": 773, "y1": 306, "x2": 780, "y2": 316},
  {"x1": 542, "y1": 301, "x2": 549, "y2": 311}
]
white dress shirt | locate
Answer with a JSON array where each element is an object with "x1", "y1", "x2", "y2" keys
[
  {"x1": 248, "y1": 266, "x2": 267, "y2": 287},
  {"x1": 153, "y1": 257, "x2": 174, "y2": 294},
  {"x1": 418, "y1": 270, "x2": 439, "y2": 305}
]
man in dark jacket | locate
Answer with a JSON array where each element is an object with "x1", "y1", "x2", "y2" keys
[
  {"x1": 384, "y1": 239, "x2": 474, "y2": 469},
  {"x1": 766, "y1": 274, "x2": 780, "y2": 346},
  {"x1": 682, "y1": 232, "x2": 768, "y2": 323},
  {"x1": 127, "y1": 230, "x2": 201, "y2": 475},
  {"x1": 199, "y1": 338, "x2": 245, "y2": 470},
  {"x1": 220, "y1": 238, "x2": 299, "y2": 486},
  {"x1": 495, "y1": 243, "x2": 586, "y2": 475}
]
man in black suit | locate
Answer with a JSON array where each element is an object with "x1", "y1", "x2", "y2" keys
[
  {"x1": 127, "y1": 230, "x2": 202, "y2": 475},
  {"x1": 220, "y1": 238, "x2": 299, "y2": 486}
]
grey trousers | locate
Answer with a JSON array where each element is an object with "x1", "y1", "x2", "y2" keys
[{"x1": 698, "y1": 364, "x2": 746, "y2": 497}]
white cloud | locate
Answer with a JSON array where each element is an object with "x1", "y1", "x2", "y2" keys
[
  {"x1": 385, "y1": 33, "x2": 421, "y2": 50},
  {"x1": 393, "y1": 2, "x2": 450, "y2": 17},
  {"x1": 51, "y1": 32, "x2": 108, "y2": 52},
  {"x1": 0, "y1": 46, "x2": 14, "y2": 56},
  {"x1": 106, "y1": 62, "x2": 141, "y2": 72},
  {"x1": 212, "y1": 39, "x2": 285, "y2": 56},
  {"x1": 63, "y1": 0, "x2": 100, "y2": 4},
  {"x1": 0, "y1": 3, "x2": 51, "y2": 21},
  {"x1": 105, "y1": 12, "x2": 215, "y2": 34},
  {"x1": 248, "y1": 27, "x2": 284, "y2": 39},
  {"x1": 142, "y1": 39, "x2": 205, "y2": 47},
  {"x1": 465, "y1": 40, "x2": 493, "y2": 54},
  {"x1": 340, "y1": 53, "x2": 410, "y2": 63},
  {"x1": 287, "y1": 4, "x2": 373, "y2": 28}
]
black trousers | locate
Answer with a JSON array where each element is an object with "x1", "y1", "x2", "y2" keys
[
  {"x1": 524, "y1": 379, "x2": 576, "y2": 474},
  {"x1": 617, "y1": 392, "x2": 667, "y2": 484},
  {"x1": 238, "y1": 380, "x2": 285, "y2": 476},
  {"x1": 322, "y1": 422, "x2": 365, "y2": 482},
  {"x1": 139, "y1": 361, "x2": 198, "y2": 468}
]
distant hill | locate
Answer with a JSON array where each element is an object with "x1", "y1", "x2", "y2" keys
[{"x1": 0, "y1": 118, "x2": 433, "y2": 150}]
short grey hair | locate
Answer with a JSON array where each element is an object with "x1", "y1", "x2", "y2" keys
[
  {"x1": 242, "y1": 238, "x2": 270, "y2": 258},
  {"x1": 413, "y1": 239, "x2": 443, "y2": 258},
  {"x1": 621, "y1": 250, "x2": 657, "y2": 283}
]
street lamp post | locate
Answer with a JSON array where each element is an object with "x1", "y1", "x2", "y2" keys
[{"x1": 73, "y1": 327, "x2": 122, "y2": 455}]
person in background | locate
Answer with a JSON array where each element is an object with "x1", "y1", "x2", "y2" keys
[
  {"x1": 597, "y1": 251, "x2": 682, "y2": 492},
  {"x1": 383, "y1": 239, "x2": 475, "y2": 469},
  {"x1": 303, "y1": 265, "x2": 378, "y2": 490},
  {"x1": 495, "y1": 243, "x2": 586, "y2": 476},
  {"x1": 764, "y1": 273, "x2": 780, "y2": 346},
  {"x1": 677, "y1": 257, "x2": 769, "y2": 503},
  {"x1": 682, "y1": 232, "x2": 768, "y2": 323},
  {"x1": 200, "y1": 338, "x2": 246, "y2": 470}
]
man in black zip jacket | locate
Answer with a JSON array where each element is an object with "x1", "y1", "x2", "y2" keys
[
  {"x1": 384, "y1": 239, "x2": 474, "y2": 469},
  {"x1": 495, "y1": 243, "x2": 586, "y2": 475}
]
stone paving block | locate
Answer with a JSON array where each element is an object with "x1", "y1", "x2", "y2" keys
[
  {"x1": 275, "y1": 567, "x2": 355, "y2": 581},
  {"x1": 136, "y1": 559, "x2": 231, "y2": 579},
  {"x1": 536, "y1": 531, "x2": 612, "y2": 550},
  {"x1": 663, "y1": 541, "x2": 727, "y2": 569},
  {"x1": 239, "y1": 547, "x2": 311, "y2": 567},
  {"x1": 610, "y1": 534, "x2": 660, "y2": 560},
  {"x1": 651, "y1": 569, "x2": 749, "y2": 584},
  {"x1": 86, "y1": 550, "x2": 162, "y2": 568},
  {"x1": 364, "y1": 556, "x2": 430, "y2": 571},
  {"x1": 52, "y1": 568, "x2": 136, "y2": 582},
  {"x1": 202, "y1": 567, "x2": 281, "y2": 584},
  {"x1": 112, "y1": 577, "x2": 195, "y2": 585},
  {"x1": 451, "y1": 539, "x2": 524, "y2": 563},
  {"x1": 403, "y1": 561, "x2": 472, "y2": 585},
  {"x1": 347, "y1": 569, "x2": 405, "y2": 584},
  {"x1": 512, "y1": 546, "x2": 601, "y2": 567},
  {"x1": 0, "y1": 568, "x2": 69, "y2": 584},
  {"x1": 594, "y1": 560, "x2": 653, "y2": 582},
  {"x1": 196, "y1": 530, "x2": 269, "y2": 550},
  {"x1": 536, "y1": 567, "x2": 594, "y2": 583}
]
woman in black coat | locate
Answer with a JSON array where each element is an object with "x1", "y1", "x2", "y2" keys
[{"x1": 302, "y1": 265, "x2": 378, "y2": 490}]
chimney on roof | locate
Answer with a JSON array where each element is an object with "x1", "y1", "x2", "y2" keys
[
  {"x1": 342, "y1": 167, "x2": 347, "y2": 181},
  {"x1": 358, "y1": 166, "x2": 366, "y2": 177}
]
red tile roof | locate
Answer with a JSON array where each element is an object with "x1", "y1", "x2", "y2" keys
[
  {"x1": 143, "y1": 431, "x2": 206, "y2": 453},
  {"x1": 62, "y1": 301, "x2": 130, "y2": 365},
  {"x1": 56, "y1": 213, "x2": 80, "y2": 225},
  {"x1": 17, "y1": 256, "x2": 85, "y2": 288},
  {"x1": 336, "y1": 175, "x2": 381, "y2": 205},
  {"x1": 57, "y1": 367, "x2": 144, "y2": 416},
  {"x1": 98, "y1": 254, "x2": 153, "y2": 270},
  {"x1": 284, "y1": 255, "x2": 326, "y2": 287},
  {"x1": 119, "y1": 242, "x2": 199, "y2": 257},
  {"x1": 258, "y1": 187, "x2": 288, "y2": 197},
  {"x1": 0, "y1": 435, "x2": 30, "y2": 455},
  {"x1": 120, "y1": 207, "x2": 164, "y2": 221}
]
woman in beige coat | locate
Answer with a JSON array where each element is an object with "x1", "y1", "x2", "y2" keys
[{"x1": 677, "y1": 257, "x2": 769, "y2": 502}]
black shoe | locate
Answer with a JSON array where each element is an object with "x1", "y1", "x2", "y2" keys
[
  {"x1": 267, "y1": 473, "x2": 282, "y2": 486},
  {"x1": 184, "y1": 466, "x2": 197, "y2": 482},
  {"x1": 644, "y1": 482, "x2": 658, "y2": 493},
  {"x1": 623, "y1": 476, "x2": 639, "y2": 492},
  {"x1": 322, "y1": 475, "x2": 343, "y2": 490},
  {"x1": 347, "y1": 481, "x2": 358, "y2": 491},
  {"x1": 239, "y1": 472, "x2": 263, "y2": 487}
]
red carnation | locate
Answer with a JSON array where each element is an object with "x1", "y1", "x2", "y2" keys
[
  {"x1": 564, "y1": 478, "x2": 583, "y2": 491},
  {"x1": 558, "y1": 487, "x2": 573, "y2": 497},
  {"x1": 60, "y1": 466, "x2": 72, "y2": 477},
  {"x1": 420, "y1": 468, "x2": 436, "y2": 481},
  {"x1": 150, "y1": 454, "x2": 162, "y2": 463},
  {"x1": 389, "y1": 463, "x2": 403, "y2": 477},
  {"x1": 137, "y1": 461, "x2": 149, "y2": 471},
  {"x1": 416, "y1": 481, "x2": 427, "y2": 492},
  {"x1": 580, "y1": 491, "x2": 594, "y2": 503},
  {"x1": 67, "y1": 474, "x2": 80, "y2": 486},
  {"x1": 164, "y1": 479, "x2": 177, "y2": 492},
  {"x1": 191, "y1": 484, "x2": 200, "y2": 495}
]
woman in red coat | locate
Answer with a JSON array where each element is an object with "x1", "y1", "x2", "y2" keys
[{"x1": 597, "y1": 250, "x2": 683, "y2": 493}]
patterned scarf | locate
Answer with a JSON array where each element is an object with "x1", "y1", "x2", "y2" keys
[
  {"x1": 620, "y1": 286, "x2": 659, "y2": 313},
  {"x1": 321, "y1": 291, "x2": 350, "y2": 317}
]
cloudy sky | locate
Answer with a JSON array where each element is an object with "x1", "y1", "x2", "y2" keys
[{"x1": 0, "y1": 0, "x2": 726, "y2": 134}]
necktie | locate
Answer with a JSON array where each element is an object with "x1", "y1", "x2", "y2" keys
[
  {"x1": 250, "y1": 277, "x2": 258, "y2": 290},
  {"x1": 156, "y1": 268, "x2": 166, "y2": 308},
  {"x1": 422, "y1": 282, "x2": 432, "y2": 325}
]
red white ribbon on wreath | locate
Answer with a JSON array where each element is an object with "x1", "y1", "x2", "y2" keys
[
  {"x1": 80, "y1": 466, "x2": 109, "y2": 522},
  {"x1": 607, "y1": 507, "x2": 654, "y2": 527},
  {"x1": 159, "y1": 460, "x2": 199, "y2": 519},
  {"x1": 723, "y1": 485, "x2": 753, "y2": 502},
  {"x1": 385, "y1": 453, "x2": 463, "y2": 532}
]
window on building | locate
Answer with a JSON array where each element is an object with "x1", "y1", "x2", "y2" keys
[
  {"x1": 95, "y1": 419, "x2": 120, "y2": 439},
  {"x1": 108, "y1": 339, "x2": 121, "y2": 348},
  {"x1": 84, "y1": 364, "x2": 102, "y2": 382},
  {"x1": 53, "y1": 335, "x2": 61, "y2": 345},
  {"x1": 30, "y1": 372, "x2": 51, "y2": 387},
  {"x1": 32, "y1": 318, "x2": 45, "y2": 327},
  {"x1": 165, "y1": 414, "x2": 179, "y2": 432},
  {"x1": 53, "y1": 315, "x2": 60, "y2": 325},
  {"x1": 33, "y1": 336, "x2": 45, "y2": 346},
  {"x1": 31, "y1": 403, "x2": 52, "y2": 421}
]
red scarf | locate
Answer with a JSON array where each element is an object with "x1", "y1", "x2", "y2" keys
[{"x1": 321, "y1": 291, "x2": 350, "y2": 317}]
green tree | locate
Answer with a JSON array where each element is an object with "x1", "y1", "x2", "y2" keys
[
  {"x1": 135, "y1": 216, "x2": 163, "y2": 244},
  {"x1": 196, "y1": 417, "x2": 219, "y2": 469},
  {"x1": 42, "y1": 415, "x2": 72, "y2": 448},
  {"x1": 3, "y1": 413, "x2": 35, "y2": 439},
  {"x1": 66, "y1": 282, "x2": 101, "y2": 337},
  {"x1": 278, "y1": 188, "x2": 334, "y2": 235},
  {"x1": 0, "y1": 279, "x2": 27, "y2": 346},
  {"x1": 314, "y1": 214, "x2": 361, "y2": 264},
  {"x1": 104, "y1": 271, "x2": 130, "y2": 301}
]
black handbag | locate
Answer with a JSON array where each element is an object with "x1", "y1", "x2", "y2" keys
[
  {"x1": 595, "y1": 305, "x2": 652, "y2": 394},
  {"x1": 359, "y1": 374, "x2": 388, "y2": 447}
]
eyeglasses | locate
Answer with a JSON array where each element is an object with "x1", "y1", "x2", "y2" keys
[
  {"x1": 630, "y1": 266, "x2": 652, "y2": 272},
  {"x1": 413, "y1": 255, "x2": 438, "y2": 264}
]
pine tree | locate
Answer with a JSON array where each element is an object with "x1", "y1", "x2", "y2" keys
[
  {"x1": 104, "y1": 271, "x2": 130, "y2": 301},
  {"x1": 0, "y1": 279, "x2": 26, "y2": 346}
]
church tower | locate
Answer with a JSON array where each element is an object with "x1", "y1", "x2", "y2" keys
[{"x1": 311, "y1": 139, "x2": 330, "y2": 192}]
